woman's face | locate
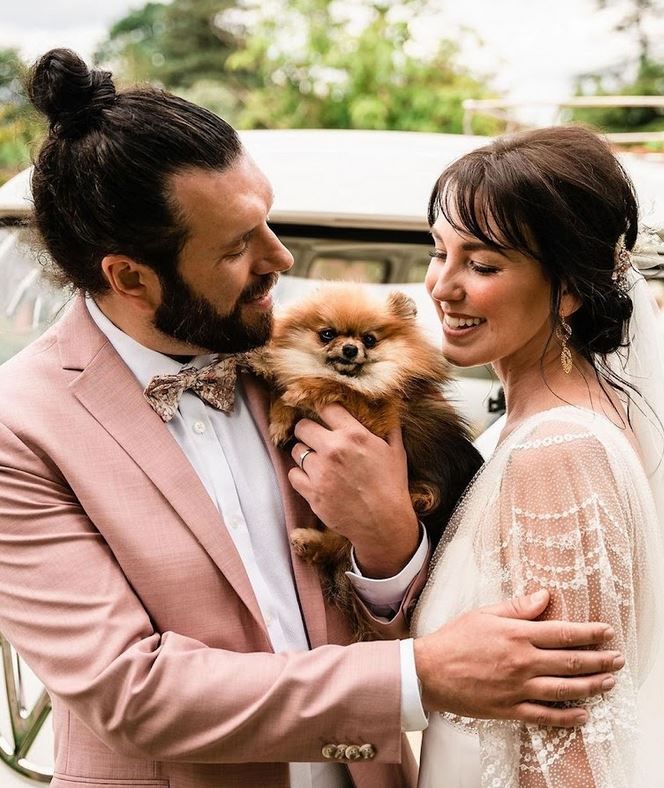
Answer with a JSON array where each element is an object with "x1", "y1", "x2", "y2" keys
[{"x1": 426, "y1": 213, "x2": 554, "y2": 373}]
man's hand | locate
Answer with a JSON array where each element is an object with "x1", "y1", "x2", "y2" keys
[
  {"x1": 414, "y1": 589, "x2": 624, "y2": 727},
  {"x1": 288, "y1": 404, "x2": 420, "y2": 578}
]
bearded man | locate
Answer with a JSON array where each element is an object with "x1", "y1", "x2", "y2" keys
[{"x1": 0, "y1": 49, "x2": 621, "y2": 788}]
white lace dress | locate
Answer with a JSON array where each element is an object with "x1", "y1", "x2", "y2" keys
[{"x1": 414, "y1": 406, "x2": 664, "y2": 788}]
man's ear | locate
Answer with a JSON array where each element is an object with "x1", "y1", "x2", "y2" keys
[
  {"x1": 387, "y1": 290, "x2": 418, "y2": 320},
  {"x1": 100, "y1": 255, "x2": 162, "y2": 312}
]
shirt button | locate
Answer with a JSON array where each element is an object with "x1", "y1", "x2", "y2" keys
[
  {"x1": 193, "y1": 421, "x2": 206, "y2": 434},
  {"x1": 264, "y1": 612, "x2": 273, "y2": 626}
]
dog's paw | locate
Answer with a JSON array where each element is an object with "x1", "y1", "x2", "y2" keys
[
  {"x1": 410, "y1": 483, "x2": 439, "y2": 515},
  {"x1": 290, "y1": 528, "x2": 319, "y2": 560},
  {"x1": 268, "y1": 419, "x2": 292, "y2": 447}
]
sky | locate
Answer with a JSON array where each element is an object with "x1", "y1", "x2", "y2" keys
[{"x1": 1, "y1": 0, "x2": 662, "y2": 106}]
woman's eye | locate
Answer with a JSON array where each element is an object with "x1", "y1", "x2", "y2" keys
[
  {"x1": 362, "y1": 334, "x2": 377, "y2": 348},
  {"x1": 319, "y1": 328, "x2": 337, "y2": 343},
  {"x1": 469, "y1": 261, "x2": 498, "y2": 275},
  {"x1": 428, "y1": 249, "x2": 447, "y2": 261}
]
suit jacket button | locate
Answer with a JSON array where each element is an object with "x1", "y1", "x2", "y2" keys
[
  {"x1": 322, "y1": 744, "x2": 337, "y2": 759},
  {"x1": 359, "y1": 744, "x2": 376, "y2": 760},
  {"x1": 345, "y1": 745, "x2": 362, "y2": 760},
  {"x1": 335, "y1": 744, "x2": 348, "y2": 759}
]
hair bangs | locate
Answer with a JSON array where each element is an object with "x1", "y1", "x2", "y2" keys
[{"x1": 428, "y1": 154, "x2": 542, "y2": 263}]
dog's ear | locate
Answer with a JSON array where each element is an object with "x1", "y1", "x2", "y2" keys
[{"x1": 387, "y1": 291, "x2": 418, "y2": 320}]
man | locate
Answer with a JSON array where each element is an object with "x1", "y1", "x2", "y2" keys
[{"x1": 0, "y1": 49, "x2": 621, "y2": 788}]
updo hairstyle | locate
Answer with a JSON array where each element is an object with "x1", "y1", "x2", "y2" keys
[
  {"x1": 428, "y1": 126, "x2": 638, "y2": 362},
  {"x1": 27, "y1": 48, "x2": 243, "y2": 294}
]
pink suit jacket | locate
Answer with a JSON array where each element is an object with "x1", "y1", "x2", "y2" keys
[{"x1": 0, "y1": 296, "x2": 423, "y2": 788}]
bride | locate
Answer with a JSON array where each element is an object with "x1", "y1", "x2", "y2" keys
[{"x1": 414, "y1": 126, "x2": 664, "y2": 787}]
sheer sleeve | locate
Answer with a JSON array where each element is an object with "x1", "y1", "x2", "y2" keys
[{"x1": 476, "y1": 421, "x2": 652, "y2": 788}]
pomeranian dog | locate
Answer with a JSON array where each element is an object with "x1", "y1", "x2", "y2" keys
[{"x1": 250, "y1": 284, "x2": 483, "y2": 638}]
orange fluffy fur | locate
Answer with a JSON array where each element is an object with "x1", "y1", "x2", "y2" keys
[{"x1": 249, "y1": 284, "x2": 483, "y2": 637}]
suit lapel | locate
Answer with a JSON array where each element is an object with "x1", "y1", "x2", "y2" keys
[
  {"x1": 59, "y1": 298, "x2": 269, "y2": 642},
  {"x1": 242, "y1": 373, "x2": 329, "y2": 649}
]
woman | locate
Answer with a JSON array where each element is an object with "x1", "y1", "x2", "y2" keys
[{"x1": 414, "y1": 126, "x2": 664, "y2": 787}]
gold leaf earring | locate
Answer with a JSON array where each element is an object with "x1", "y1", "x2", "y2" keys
[{"x1": 555, "y1": 315, "x2": 573, "y2": 374}]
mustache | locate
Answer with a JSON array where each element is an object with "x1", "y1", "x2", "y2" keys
[{"x1": 240, "y1": 273, "x2": 279, "y2": 303}]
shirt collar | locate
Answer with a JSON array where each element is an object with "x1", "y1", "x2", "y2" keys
[{"x1": 85, "y1": 296, "x2": 217, "y2": 390}]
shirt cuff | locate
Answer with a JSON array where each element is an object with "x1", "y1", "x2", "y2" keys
[
  {"x1": 399, "y1": 638, "x2": 429, "y2": 731},
  {"x1": 345, "y1": 524, "x2": 429, "y2": 612}
]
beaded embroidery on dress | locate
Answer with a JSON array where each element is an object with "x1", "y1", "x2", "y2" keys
[{"x1": 413, "y1": 406, "x2": 664, "y2": 788}]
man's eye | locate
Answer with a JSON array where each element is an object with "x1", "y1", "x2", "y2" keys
[
  {"x1": 362, "y1": 334, "x2": 377, "y2": 348},
  {"x1": 428, "y1": 249, "x2": 447, "y2": 261},
  {"x1": 226, "y1": 245, "x2": 247, "y2": 259},
  {"x1": 319, "y1": 328, "x2": 337, "y2": 343}
]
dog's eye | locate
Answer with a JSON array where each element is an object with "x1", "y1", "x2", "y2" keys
[
  {"x1": 319, "y1": 328, "x2": 337, "y2": 343},
  {"x1": 362, "y1": 334, "x2": 377, "y2": 348}
]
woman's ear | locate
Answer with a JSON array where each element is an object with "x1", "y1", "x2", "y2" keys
[{"x1": 559, "y1": 286, "x2": 582, "y2": 318}]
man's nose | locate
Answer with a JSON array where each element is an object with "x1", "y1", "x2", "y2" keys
[{"x1": 255, "y1": 229, "x2": 294, "y2": 275}]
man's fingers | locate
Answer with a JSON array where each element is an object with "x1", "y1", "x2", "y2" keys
[
  {"x1": 524, "y1": 673, "x2": 616, "y2": 703},
  {"x1": 534, "y1": 649, "x2": 624, "y2": 677},
  {"x1": 287, "y1": 466, "x2": 313, "y2": 499},
  {"x1": 385, "y1": 424, "x2": 405, "y2": 451},
  {"x1": 529, "y1": 620, "x2": 615, "y2": 649},
  {"x1": 317, "y1": 404, "x2": 359, "y2": 430},
  {"x1": 481, "y1": 590, "x2": 550, "y2": 620},
  {"x1": 293, "y1": 418, "x2": 329, "y2": 449},
  {"x1": 512, "y1": 702, "x2": 589, "y2": 728}
]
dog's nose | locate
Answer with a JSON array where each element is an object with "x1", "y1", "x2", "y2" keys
[{"x1": 342, "y1": 344, "x2": 359, "y2": 359}]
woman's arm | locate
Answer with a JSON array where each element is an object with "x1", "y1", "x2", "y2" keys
[{"x1": 484, "y1": 426, "x2": 644, "y2": 787}]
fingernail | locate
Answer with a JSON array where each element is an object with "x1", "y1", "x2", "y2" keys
[
  {"x1": 576, "y1": 711, "x2": 588, "y2": 725},
  {"x1": 603, "y1": 626, "x2": 615, "y2": 640},
  {"x1": 530, "y1": 590, "x2": 548, "y2": 604},
  {"x1": 602, "y1": 677, "x2": 616, "y2": 691},
  {"x1": 613, "y1": 656, "x2": 625, "y2": 670}
]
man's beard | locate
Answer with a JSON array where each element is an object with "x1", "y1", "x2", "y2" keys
[{"x1": 153, "y1": 269, "x2": 278, "y2": 354}]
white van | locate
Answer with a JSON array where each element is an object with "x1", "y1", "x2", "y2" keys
[{"x1": 0, "y1": 129, "x2": 663, "y2": 783}]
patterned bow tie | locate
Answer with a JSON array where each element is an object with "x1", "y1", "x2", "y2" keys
[{"x1": 144, "y1": 356, "x2": 241, "y2": 422}]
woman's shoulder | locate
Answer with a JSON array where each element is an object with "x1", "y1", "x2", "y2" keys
[{"x1": 504, "y1": 405, "x2": 635, "y2": 459}]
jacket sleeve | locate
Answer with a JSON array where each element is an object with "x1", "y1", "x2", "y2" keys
[{"x1": 0, "y1": 422, "x2": 404, "y2": 764}]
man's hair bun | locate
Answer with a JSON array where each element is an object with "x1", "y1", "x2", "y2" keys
[{"x1": 28, "y1": 48, "x2": 116, "y2": 137}]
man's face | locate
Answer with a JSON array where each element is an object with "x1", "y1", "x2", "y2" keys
[{"x1": 154, "y1": 154, "x2": 293, "y2": 354}]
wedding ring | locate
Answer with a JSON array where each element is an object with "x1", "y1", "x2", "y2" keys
[{"x1": 298, "y1": 448, "x2": 314, "y2": 471}]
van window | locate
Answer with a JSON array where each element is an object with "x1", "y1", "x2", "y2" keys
[{"x1": 307, "y1": 256, "x2": 389, "y2": 283}]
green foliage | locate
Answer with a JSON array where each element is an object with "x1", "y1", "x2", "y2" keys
[
  {"x1": 225, "y1": 0, "x2": 497, "y2": 132},
  {"x1": 95, "y1": 0, "x2": 498, "y2": 133},
  {"x1": 572, "y1": 0, "x2": 664, "y2": 141},
  {"x1": 0, "y1": 48, "x2": 45, "y2": 185},
  {"x1": 94, "y1": 3, "x2": 168, "y2": 83}
]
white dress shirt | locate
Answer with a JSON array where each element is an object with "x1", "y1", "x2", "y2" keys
[{"x1": 86, "y1": 298, "x2": 427, "y2": 787}]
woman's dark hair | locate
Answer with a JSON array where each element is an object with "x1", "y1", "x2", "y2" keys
[
  {"x1": 428, "y1": 126, "x2": 637, "y2": 362},
  {"x1": 27, "y1": 48, "x2": 243, "y2": 294}
]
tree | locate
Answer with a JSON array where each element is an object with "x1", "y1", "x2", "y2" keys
[
  {"x1": 572, "y1": 0, "x2": 664, "y2": 137},
  {"x1": 223, "y1": 0, "x2": 498, "y2": 132},
  {"x1": 94, "y1": 3, "x2": 168, "y2": 83},
  {"x1": 0, "y1": 48, "x2": 45, "y2": 185},
  {"x1": 596, "y1": 0, "x2": 662, "y2": 68}
]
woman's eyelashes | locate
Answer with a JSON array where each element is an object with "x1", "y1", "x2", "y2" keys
[{"x1": 428, "y1": 249, "x2": 499, "y2": 276}]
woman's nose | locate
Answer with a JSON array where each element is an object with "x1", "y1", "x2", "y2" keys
[{"x1": 430, "y1": 269, "x2": 464, "y2": 303}]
